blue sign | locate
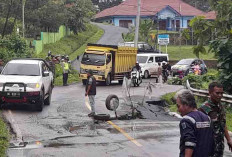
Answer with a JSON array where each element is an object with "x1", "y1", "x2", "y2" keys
[
  {"x1": 158, "y1": 34, "x2": 169, "y2": 45},
  {"x1": 158, "y1": 34, "x2": 169, "y2": 39}
]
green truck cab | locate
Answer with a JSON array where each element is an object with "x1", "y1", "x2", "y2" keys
[{"x1": 79, "y1": 43, "x2": 137, "y2": 85}]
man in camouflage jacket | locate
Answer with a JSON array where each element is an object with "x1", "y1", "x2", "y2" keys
[{"x1": 199, "y1": 82, "x2": 232, "y2": 156}]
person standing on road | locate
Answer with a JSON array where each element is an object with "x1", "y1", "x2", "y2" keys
[
  {"x1": 0, "y1": 59, "x2": 4, "y2": 73},
  {"x1": 199, "y1": 82, "x2": 232, "y2": 156},
  {"x1": 166, "y1": 61, "x2": 171, "y2": 75},
  {"x1": 85, "y1": 70, "x2": 96, "y2": 117},
  {"x1": 157, "y1": 63, "x2": 162, "y2": 83},
  {"x1": 176, "y1": 89, "x2": 214, "y2": 157},
  {"x1": 61, "y1": 58, "x2": 69, "y2": 86}
]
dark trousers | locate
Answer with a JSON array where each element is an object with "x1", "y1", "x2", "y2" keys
[{"x1": 63, "y1": 73, "x2": 68, "y2": 85}]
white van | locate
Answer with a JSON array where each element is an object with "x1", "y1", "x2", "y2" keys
[{"x1": 137, "y1": 53, "x2": 169, "y2": 79}]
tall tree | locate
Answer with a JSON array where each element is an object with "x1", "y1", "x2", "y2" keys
[
  {"x1": 189, "y1": 16, "x2": 212, "y2": 58},
  {"x1": 67, "y1": 0, "x2": 95, "y2": 34}
]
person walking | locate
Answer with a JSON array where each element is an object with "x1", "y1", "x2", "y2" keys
[
  {"x1": 61, "y1": 58, "x2": 69, "y2": 86},
  {"x1": 85, "y1": 70, "x2": 96, "y2": 117},
  {"x1": 199, "y1": 82, "x2": 232, "y2": 156},
  {"x1": 176, "y1": 89, "x2": 214, "y2": 157}
]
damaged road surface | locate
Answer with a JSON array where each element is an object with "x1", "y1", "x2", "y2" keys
[{"x1": 3, "y1": 79, "x2": 231, "y2": 157}]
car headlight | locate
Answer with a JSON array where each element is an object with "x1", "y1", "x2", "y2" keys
[
  {"x1": 27, "y1": 83, "x2": 40, "y2": 88},
  {"x1": 98, "y1": 70, "x2": 105, "y2": 75}
]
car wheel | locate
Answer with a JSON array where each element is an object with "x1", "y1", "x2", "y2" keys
[
  {"x1": 94, "y1": 114, "x2": 110, "y2": 121},
  {"x1": 44, "y1": 86, "x2": 52, "y2": 105},
  {"x1": 36, "y1": 90, "x2": 44, "y2": 111},
  {"x1": 105, "y1": 74, "x2": 111, "y2": 86},
  {"x1": 144, "y1": 70, "x2": 149, "y2": 79}
]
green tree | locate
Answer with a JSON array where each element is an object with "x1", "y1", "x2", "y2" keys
[
  {"x1": 192, "y1": 0, "x2": 232, "y2": 94},
  {"x1": 181, "y1": 28, "x2": 190, "y2": 45},
  {"x1": 189, "y1": 16, "x2": 212, "y2": 58},
  {"x1": 139, "y1": 19, "x2": 154, "y2": 42},
  {"x1": 0, "y1": 33, "x2": 31, "y2": 60},
  {"x1": 0, "y1": 0, "x2": 21, "y2": 38},
  {"x1": 67, "y1": 0, "x2": 95, "y2": 34},
  {"x1": 209, "y1": 0, "x2": 232, "y2": 94}
]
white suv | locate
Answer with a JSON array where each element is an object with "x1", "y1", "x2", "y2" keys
[{"x1": 0, "y1": 59, "x2": 54, "y2": 111}]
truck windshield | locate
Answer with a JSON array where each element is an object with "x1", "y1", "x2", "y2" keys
[
  {"x1": 81, "y1": 53, "x2": 106, "y2": 66},
  {"x1": 137, "y1": 56, "x2": 148, "y2": 63},
  {"x1": 2, "y1": 63, "x2": 40, "y2": 76}
]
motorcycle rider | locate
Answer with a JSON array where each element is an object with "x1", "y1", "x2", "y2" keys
[
  {"x1": 133, "y1": 61, "x2": 141, "y2": 72},
  {"x1": 132, "y1": 61, "x2": 142, "y2": 84}
]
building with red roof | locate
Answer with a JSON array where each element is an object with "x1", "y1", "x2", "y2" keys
[{"x1": 94, "y1": 0, "x2": 216, "y2": 31}]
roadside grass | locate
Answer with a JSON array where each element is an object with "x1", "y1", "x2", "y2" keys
[
  {"x1": 161, "y1": 92, "x2": 232, "y2": 131},
  {"x1": 35, "y1": 23, "x2": 103, "y2": 59},
  {"x1": 160, "y1": 45, "x2": 216, "y2": 60},
  {"x1": 0, "y1": 112, "x2": 9, "y2": 156},
  {"x1": 69, "y1": 27, "x2": 104, "y2": 60}
]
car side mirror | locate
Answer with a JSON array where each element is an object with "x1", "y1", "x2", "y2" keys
[
  {"x1": 43, "y1": 71, "x2": 49, "y2": 77},
  {"x1": 148, "y1": 60, "x2": 152, "y2": 63},
  {"x1": 77, "y1": 56, "x2": 79, "y2": 60}
]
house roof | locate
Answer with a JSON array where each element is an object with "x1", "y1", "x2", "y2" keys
[{"x1": 95, "y1": 0, "x2": 216, "y2": 19}]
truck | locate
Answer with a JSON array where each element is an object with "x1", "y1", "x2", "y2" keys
[{"x1": 78, "y1": 43, "x2": 137, "y2": 85}]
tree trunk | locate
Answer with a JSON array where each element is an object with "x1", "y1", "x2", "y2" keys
[
  {"x1": 2, "y1": 0, "x2": 13, "y2": 38},
  {"x1": 11, "y1": 3, "x2": 20, "y2": 34}
]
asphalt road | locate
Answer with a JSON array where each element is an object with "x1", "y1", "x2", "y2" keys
[
  {"x1": 4, "y1": 78, "x2": 184, "y2": 157},
  {"x1": 3, "y1": 23, "x2": 232, "y2": 156}
]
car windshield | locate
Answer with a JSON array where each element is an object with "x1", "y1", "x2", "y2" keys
[
  {"x1": 137, "y1": 56, "x2": 148, "y2": 63},
  {"x1": 176, "y1": 59, "x2": 193, "y2": 65},
  {"x1": 81, "y1": 53, "x2": 106, "y2": 66},
  {"x1": 2, "y1": 63, "x2": 40, "y2": 76}
]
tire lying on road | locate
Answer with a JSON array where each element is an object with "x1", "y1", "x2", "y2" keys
[
  {"x1": 94, "y1": 114, "x2": 110, "y2": 121},
  {"x1": 105, "y1": 94, "x2": 119, "y2": 111}
]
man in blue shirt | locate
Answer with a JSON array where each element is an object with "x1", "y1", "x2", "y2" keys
[{"x1": 175, "y1": 90, "x2": 214, "y2": 157}]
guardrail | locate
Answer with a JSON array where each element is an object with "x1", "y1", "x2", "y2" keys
[{"x1": 186, "y1": 80, "x2": 232, "y2": 104}]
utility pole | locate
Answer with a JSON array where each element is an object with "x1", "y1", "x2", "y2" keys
[
  {"x1": 156, "y1": 13, "x2": 159, "y2": 51},
  {"x1": 22, "y1": 0, "x2": 26, "y2": 38},
  {"x1": 134, "y1": 0, "x2": 141, "y2": 48}
]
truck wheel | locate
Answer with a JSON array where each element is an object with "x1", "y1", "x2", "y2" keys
[
  {"x1": 105, "y1": 94, "x2": 119, "y2": 111},
  {"x1": 94, "y1": 114, "x2": 110, "y2": 121},
  {"x1": 44, "y1": 87, "x2": 52, "y2": 105},
  {"x1": 144, "y1": 70, "x2": 149, "y2": 79},
  {"x1": 82, "y1": 80, "x2": 87, "y2": 85},
  {"x1": 36, "y1": 90, "x2": 44, "y2": 111},
  {"x1": 105, "y1": 75, "x2": 111, "y2": 86}
]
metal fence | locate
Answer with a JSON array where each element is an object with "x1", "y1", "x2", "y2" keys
[{"x1": 186, "y1": 80, "x2": 232, "y2": 104}]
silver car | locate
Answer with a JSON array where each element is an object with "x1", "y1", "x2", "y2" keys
[{"x1": 171, "y1": 58, "x2": 207, "y2": 77}]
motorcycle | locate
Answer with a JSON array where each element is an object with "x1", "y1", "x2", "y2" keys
[{"x1": 131, "y1": 68, "x2": 142, "y2": 87}]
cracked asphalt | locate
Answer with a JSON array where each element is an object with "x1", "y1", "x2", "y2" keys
[{"x1": 3, "y1": 23, "x2": 232, "y2": 157}]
